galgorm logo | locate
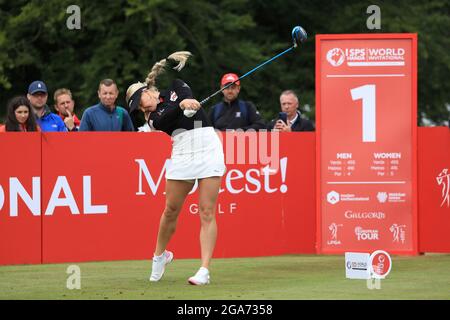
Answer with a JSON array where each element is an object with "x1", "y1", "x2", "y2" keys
[
  {"x1": 436, "y1": 169, "x2": 450, "y2": 208},
  {"x1": 344, "y1": 210, "x2": 385, "y2": 220},
  {"x1": 326, "y1": 48, "x2": 345, "y2": 67},
  {"x1": 355, "y1": 227, "x2": 379, "y2": 241},
  {"x1": 389, "y1": 224, "x2": 406, "y2": 244}
]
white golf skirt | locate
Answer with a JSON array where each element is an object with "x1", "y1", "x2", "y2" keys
[{"x1": 166, "y1": 126, "x2": 226, "y2": 181}]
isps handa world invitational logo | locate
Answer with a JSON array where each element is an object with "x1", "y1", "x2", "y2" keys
[
  {"x1": 326, "y1": 46, "x2": 406, "y2": 67},
  {"x1": 326, "y1": 48, "x2": 345, "y2": 67}
]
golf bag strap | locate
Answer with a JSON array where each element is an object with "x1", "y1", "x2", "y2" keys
[{"x1": 116, "y1": 107, "x2": 124, "y2": 129}]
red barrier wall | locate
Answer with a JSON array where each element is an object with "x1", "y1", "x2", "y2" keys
[
  {"x1": 0, "y1": 132, "x2": 316, "y2": 265},
  {"x1": 41, "y1": 132, "x2": 172, "y2": 263},
  {"x1": 0, "y1": 129, "x2": 448, "y2": 265},
  {"x1": 0, "y1": 133, "x2": 42, "y2": 265},
  {"x1": 418, "y1": 127, "x2": 450, "y2": 252}
]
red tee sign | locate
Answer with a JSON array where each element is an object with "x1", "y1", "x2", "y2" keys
[{"x1": 316, "y1": 34, "x2": 418, "y2": 254}]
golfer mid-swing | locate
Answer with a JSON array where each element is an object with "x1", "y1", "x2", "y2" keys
[{"x1": 126, "y1": 52, "x2": 226, "y2": 285}]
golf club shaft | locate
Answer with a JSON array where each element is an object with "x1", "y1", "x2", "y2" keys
[{"x1": 200, "y1": 45, "x2": 295, "y2": 105}]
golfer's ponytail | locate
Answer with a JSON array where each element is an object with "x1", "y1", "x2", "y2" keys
[{"x1": 145, "y1": 51, "x2": 192, "y2": 88}]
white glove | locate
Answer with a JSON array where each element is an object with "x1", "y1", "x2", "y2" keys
[{"x1": 183, "y1": 109, "x2": 197, "y2": 118}]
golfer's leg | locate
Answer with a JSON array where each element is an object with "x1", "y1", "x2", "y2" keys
[
  {"x1": 197, "y1": 177, "x2": 221, "y2": 269},
  {"x1": 154, "y1": 179, "x2": 193, "y2": 256}
]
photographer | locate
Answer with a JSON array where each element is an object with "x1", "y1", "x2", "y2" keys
[{"x1": 267, "y1": 90, "x2": 315, "y2": 132}]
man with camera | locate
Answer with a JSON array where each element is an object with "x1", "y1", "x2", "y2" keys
[{"x1": 267, "y1": 90, "x2": 315, "y2": 132}]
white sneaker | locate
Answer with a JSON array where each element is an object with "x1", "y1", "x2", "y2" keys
[
  {"x1": 188, "y1": 267, "x2": 210, "y2": 285},
  {"x1": 149, "y1": 250, "x2": 173, "y2": 282}
]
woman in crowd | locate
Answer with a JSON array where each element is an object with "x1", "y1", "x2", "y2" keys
[{"x1": 0, "y1": 96, "x2": 39, "y2": 132}]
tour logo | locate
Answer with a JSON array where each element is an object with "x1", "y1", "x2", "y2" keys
[{"x1": 355, "y1": 226, "x2": 379, "y2": 241}]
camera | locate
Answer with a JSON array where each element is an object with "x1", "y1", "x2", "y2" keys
[{"x1": 278, "y1": 112, "x2": 287, "y2": 124}]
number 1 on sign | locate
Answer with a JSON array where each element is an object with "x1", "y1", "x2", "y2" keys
[{"x1": 351, "y1": 84, "x2": 376, "y2": 142}]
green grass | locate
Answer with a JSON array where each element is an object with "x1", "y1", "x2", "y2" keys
[{"x1": 0, "y1": 254, "x2": 449, "y2": 300}]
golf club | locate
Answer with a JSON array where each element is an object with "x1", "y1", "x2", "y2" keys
[
  {"x1": 183, "y1": 25, "x2": 307, "y2": 117},
  {"x1": 200, "y1": 25, "x2": 307, "y2": 106}
]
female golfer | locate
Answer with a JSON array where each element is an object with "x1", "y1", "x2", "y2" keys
[
  {"x1": 126, "y1": 52, "x2": 225, "y2": 285},
  {"x1": 0, "y1": 96, "x2": 39, "y2": 132}
]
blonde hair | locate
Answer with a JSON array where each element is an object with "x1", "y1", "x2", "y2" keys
[
  {"x1": 144, "y1": 51, "x2": 192, "y2": 88},
  {"x1": 126, "y1": 51, "x2": 192, "y2": 107},
  {"x1": 54, "y1": 88, "x2": 73, "y2": 103}
]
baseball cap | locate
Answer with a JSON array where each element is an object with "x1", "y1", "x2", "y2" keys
[
  {"x1": 126, "y1": 82, "x2": 147, "y2": 112},
  {"x1": 28, "y1": 81, "x2": 48, "y2": 94},
  {"x1": 221, "y1": 73, "x2": 240, "y2": 87}
]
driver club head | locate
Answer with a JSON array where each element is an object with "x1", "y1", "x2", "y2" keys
[{"x1": 292, "y1": 26, "x2": 308, "y2": 47}]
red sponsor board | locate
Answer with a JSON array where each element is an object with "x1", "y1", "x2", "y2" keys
[
  {"x1": 1, "y1": 128, "x2": 450, "y2": 265},
  {"x1": 40, "y1": 132, "x2": 172, "y2": 263},
  {"x1": 0, "y1": 133, "x2": 42, "y2": 265},
  {"x1": 316, "y1": 34, "x2": 418, "y2": 254},
  {"x1": 418, "y1": 127, "x2": 450, "y2": 252},
  {"x1": 0, "y1": 132, "x2": 316, "y2": 265}
]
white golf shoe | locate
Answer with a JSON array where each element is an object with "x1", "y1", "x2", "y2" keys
[
  {"x1": 188, "y1": 267, "x2": 210, "y2": 285},
  {"x1": 149, "y1": 250, "x2": 173, "y2": 282}
]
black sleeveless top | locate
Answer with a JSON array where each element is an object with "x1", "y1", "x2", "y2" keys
[{"x1": 150, "y1": 79, "x2": 212, "y2": 136}]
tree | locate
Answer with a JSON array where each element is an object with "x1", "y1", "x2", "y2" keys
[{"x1": 0, "y1": 0, "x2": 448, "y2": 125}]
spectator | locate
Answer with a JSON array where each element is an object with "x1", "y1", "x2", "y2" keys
[
  {"x1": 79, "y1": 79, "x2": 134, "y2": 131},
  {"x1": 267, "y1": 90, "x2": 315, "y2": 132},
  {"x1": 54, "y1": 88, "x2": 81, "y2": 131},
  {"x1": 27, "y1": 80, "x2": 67, "y2": 132},
  {"x1": 0, "y1": 96, "x2": 39, "y2": 132},
  {"x1": 208, "y1": 73, "x2": 266, "y2": 131}
]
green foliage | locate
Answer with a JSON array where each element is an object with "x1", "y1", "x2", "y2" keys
[{"x1": 0, "y1": 0, "x2": 448, "y2": 124}]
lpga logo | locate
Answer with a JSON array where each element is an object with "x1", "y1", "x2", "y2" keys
[
  {"x1": 326, "y1": 48, "x2": 345, "y2": 67},
  {"x1": 327, "y1": 223, "x2": 343, "y2": 245},
  {"x1": 389, "y1": 224, "x2": 406, "y2": 244},
  {"x1": 436, "y1": 169, "x2": 450, "y2": 208}
]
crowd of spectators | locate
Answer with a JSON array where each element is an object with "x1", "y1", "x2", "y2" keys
[{"x1": 0, "y1": 75, "x2": 315, "y2": 133}]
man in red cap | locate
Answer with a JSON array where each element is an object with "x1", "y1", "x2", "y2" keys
[{"x1": 208, "y1": 73, "x2": 266, "y2": 131}]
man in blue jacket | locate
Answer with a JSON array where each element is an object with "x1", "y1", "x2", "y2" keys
[
  {"x1": 79, "y1": 79, "x2": 134, "y2": 131},
  {"x1": 27, "y1": 80, "x2": 67, "y2": 132}
]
